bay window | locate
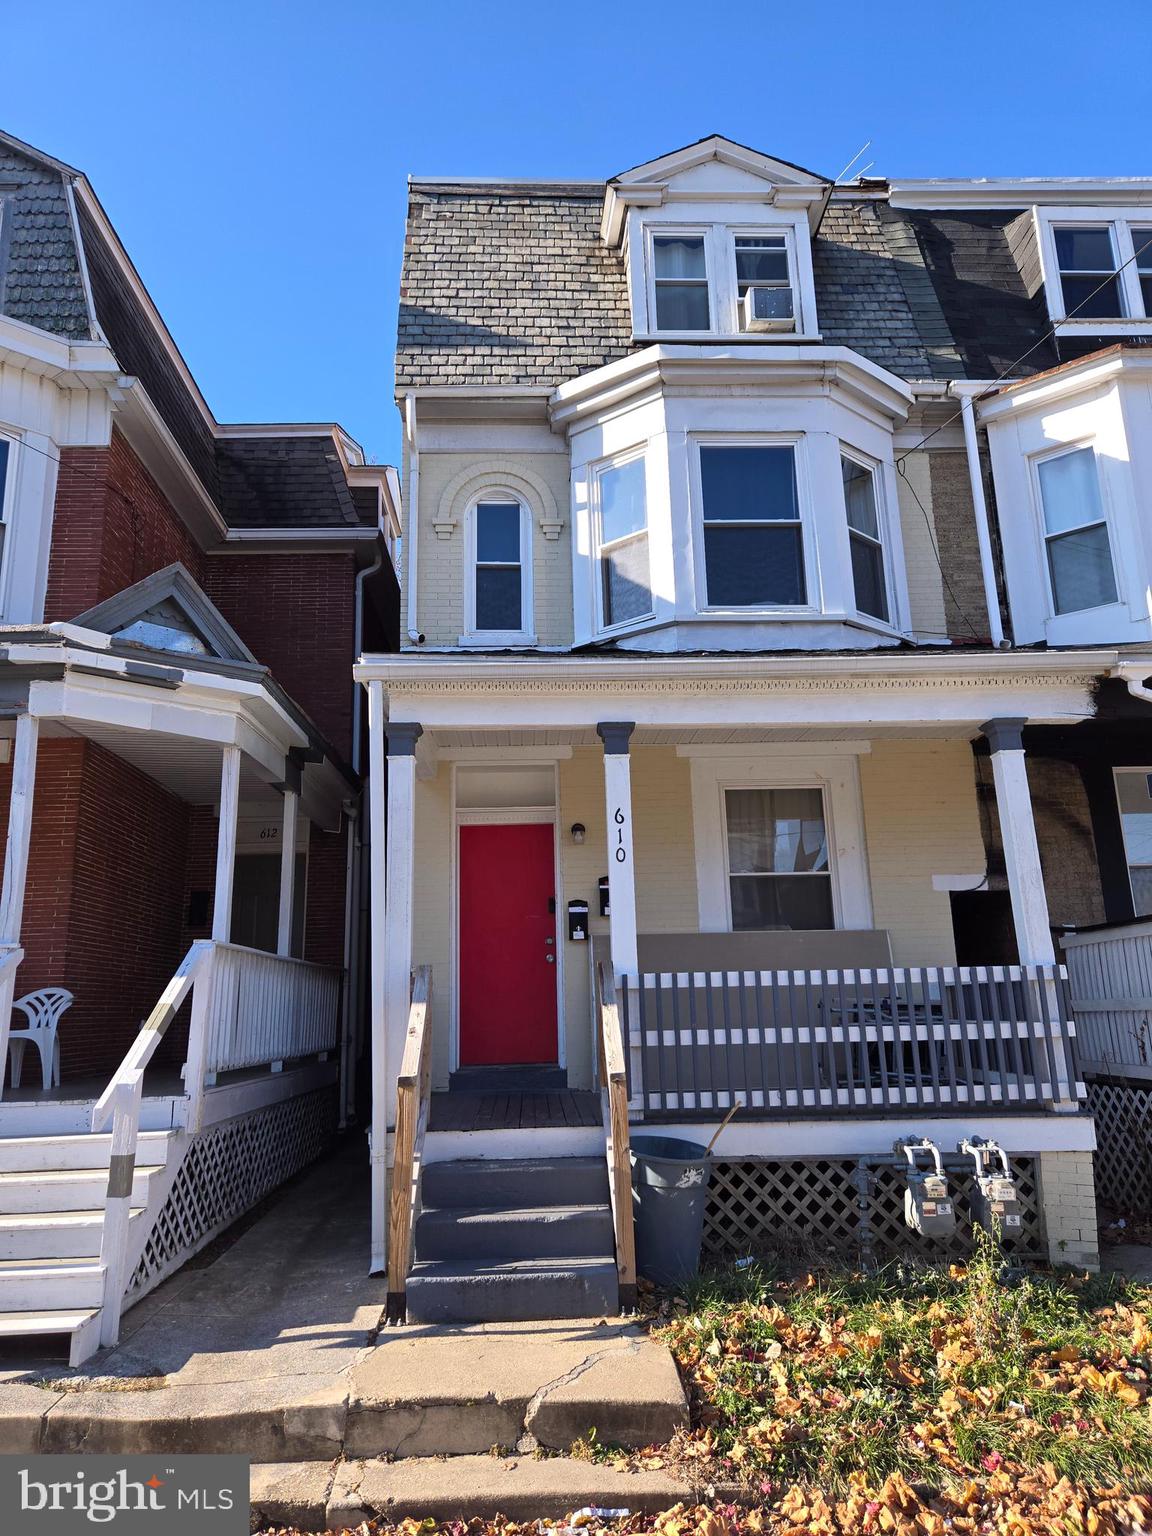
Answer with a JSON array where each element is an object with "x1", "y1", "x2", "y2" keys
[
  {"x1": 596, "y1": 454, "x2": 651, "y2": 628},
  {"x1": 841, "y1": 453, "x2": 888, "y2": 622},
  {"x1": 699, "y1": 444, "x2": 805, "y2": 607},
  {"x1": 651, "y1": 235, "x2": 710, "y2": 331},
  {"x1": 723, "y1": 786, "x2": 834, "y2": 930},
  {"x1": 1035, "y1": 446, "x2": 1117, "y2": 614}
]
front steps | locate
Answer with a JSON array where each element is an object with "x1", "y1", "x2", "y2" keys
[
  {"x1": 408, "y1": 1157, "x2": 619, "y2": 1323},
  {"x1": 0, "y1": 1128, "x2": 177, "y2": 1364}
]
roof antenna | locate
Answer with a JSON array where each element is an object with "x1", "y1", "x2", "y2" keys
[{"x1": 834, "y1": 140, "x2": 872, "y2": 185}]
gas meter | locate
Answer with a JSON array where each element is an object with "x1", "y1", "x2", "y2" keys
[
  {"x1": 895, "y1": 1138, "x2": 956, "y2": 1239},
  {"x1": 960, "y1": 1138, "x2": 1023, "y2": 1236}
]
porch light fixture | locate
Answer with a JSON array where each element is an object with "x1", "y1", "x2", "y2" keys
[{"x1": 570, "y1": 822, "x2": 586, "y2": 844}]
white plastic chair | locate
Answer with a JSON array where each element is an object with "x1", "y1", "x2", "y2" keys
[{"x1": 7, "y1": 988, "x2": 73, "y2": 1090}]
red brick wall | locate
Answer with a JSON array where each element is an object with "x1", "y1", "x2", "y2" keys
[
  {"x1": 0, "y1": 740, "x2": 190, "y2": 1081},
  {"x1": 45, "y1": 427, "x2": 206, "y2": 620},
  {"x1": 204, "y1": 552, "x2": 357, "y2": 758}
]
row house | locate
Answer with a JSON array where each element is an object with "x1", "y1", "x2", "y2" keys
[
  {"x1": 357, "y1": 135, "x2": 1152, "y2": 1322},
  {"x1": 0, "y1": 130, "x2": 399, "y2": 1360}
]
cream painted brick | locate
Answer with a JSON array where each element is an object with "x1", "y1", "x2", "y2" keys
[
  {"x1": 1037, "y1": 1151, "x2": 1101, "y2": 1270},
  {"x1": 896, "y1": 451, "x2": 947, "y2": 638},
  {"x1": 859, "y1": 740, "x2": 986, "y2": 963}
]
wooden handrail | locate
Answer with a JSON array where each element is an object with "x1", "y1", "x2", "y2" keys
[
  {"x1": 597, "y1": 962, "x2": 637, "y2": 1311},
  {"x1": 386, "y1": 965, "x2": 433, "y2": 1323}
]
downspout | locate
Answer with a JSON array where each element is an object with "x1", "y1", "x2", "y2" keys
[
  {"x1": 1116, "y1": 664, "x2": 1152, "y2": 707},
  {"x1": 404, "y1": 392, "x2": 423, "y2": 644},
  {"x1": 949, "y1": 382, "x2": 1005, "y2": 648},
  {"x1": 338, "y1": 803, "x2": 359, "y2": 1129}
]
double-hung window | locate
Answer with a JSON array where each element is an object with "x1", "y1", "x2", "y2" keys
[
  {"x1": 472, "y1": 500, "x2": 526, "y2": 634},
  {"x1": 841, "y1": 454, "x2": 888, "y2": 622},
  {"x1": 734, "y1": 233, "x2": 793, "y2": 327},
  {"x1": 1035, "y1": 446, "x2": 1117, "y2": 614},
  {"x1": 651, "y1": 235, "x2": 710, "y2": 331},
  {"x1": 699, "y1": 444, "x2": 804, "y2": 607},
  {"x1": 1044, "y1": 216, "x2": 1152, "y2": 322},
  {"x1": 723, "y1": 786, "x2": 834, "y2": 930},
  {"x1": 596, "y1": 454, "x2": 651, "y2": 628},
  {"x1": 0, "y1": 434, "x2": 9, "y2": 578},
  {"x1": 1136, "y1": 228, "x2": 1152, "y2": 314},
  {"x1": 1054, "y1": 226, "x2": 1124, "y2": 318},
  {"x1": 1116, "y1": 770, "x2": 1152, "y2": 918}
]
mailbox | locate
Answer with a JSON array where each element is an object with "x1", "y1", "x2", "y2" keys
[
  {"x1": 960, "y1": 1138, "x2": 1023, "y2": 1236},
  {"x1": 598, "y1": 876, "x2": 610, "y2": 918},
  {"x1": 567, "y1": 899, "x2": 589, "y2": 942},
  {"x1": 896, "y1": 1138, "x2": 956, "y2": 1240}
]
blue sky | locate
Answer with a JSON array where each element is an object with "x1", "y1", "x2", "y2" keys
[{"x1": 4, "y1": 0, "x2": 1149, "y2": 466}]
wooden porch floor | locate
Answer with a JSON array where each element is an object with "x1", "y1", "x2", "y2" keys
[{"x1": 428, "y1": 1089, "x2": 602, "y2": 1132}]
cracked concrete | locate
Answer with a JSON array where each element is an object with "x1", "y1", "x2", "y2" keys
[{"x1": 0, "y1": 1146, "x2": 686, "y2": 1465}]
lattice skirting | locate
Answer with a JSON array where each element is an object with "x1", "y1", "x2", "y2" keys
[
  {"x1": 704, "y1": 1156, "x2": 1043, "y2": 1264},
  {"x1": 1087, "y1": 1080, "x2": 1152, "y2": 1213},
  {"x1": 128, "y1": 1086, "x2": 338, "y2": 1301}
]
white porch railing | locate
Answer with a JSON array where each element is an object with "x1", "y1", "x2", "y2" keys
[
  {"x1": 619, "y1": 964, "x2": 1084, "y2": 1117},
  {"x1": 91, "y1": 938, "x2": 342, "y2": 1347},
  {"x1": 1062, "y1": 921, "x2": 1152, "y2": 1080},
  {"x1": 205, "y1": 942, "x2": 342, "y2": 1076}
]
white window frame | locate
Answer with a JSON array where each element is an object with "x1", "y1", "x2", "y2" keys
[
  {"x1": 688, "y1": 433, "x2": 817, "y2": 616},
  {"x1": 1114, "y1": 767, "x2": 1152, "y2": 919},
  {"x1": 1028, "y1": 439, "x2": 1120, "y2": 619},
  {"x1": 644, "y1": 225, "x2": 714, "y2": 336},
  {"x1": 726, "y1": 224, "x2": 800, "y2": 333},
  {"x1": 839, "y1": 445, "x2": 894, "y2": 625},
  {"x1": 460, "y1": 493, "x2": 536, "y2": 646},
  {"x1": 0, "y1": 427, "x2": 15, "y2": 592},
  {"x1": 685, "y1": 748, "x2": 873, "y2": 933},
  {"x1": 1036, "y1": 207, "x2": 1152, "y2": 330},
  {"x1": 591, "y1": 445, "x2": 654, "y2": 636}
]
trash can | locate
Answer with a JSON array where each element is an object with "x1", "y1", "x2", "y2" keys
[{"x1": 630, "y1": 1134, "x2": 711, "y2": 1287}]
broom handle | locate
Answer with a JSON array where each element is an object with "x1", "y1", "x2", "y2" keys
[{"x1": 705, "y1": 1099, "x2": 743, "y2": 1155}]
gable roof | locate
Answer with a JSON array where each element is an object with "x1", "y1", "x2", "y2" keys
[
  {"x1": 75, "y1": 563, "x2": 258, "y2": 664},
  {"x1": 611, "y1": 134, "x2": 830, "y2": 187}
]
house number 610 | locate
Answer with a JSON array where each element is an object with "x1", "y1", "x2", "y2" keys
[{"x1": 613, "y1": 807, "x2": 628, "y2": 863}]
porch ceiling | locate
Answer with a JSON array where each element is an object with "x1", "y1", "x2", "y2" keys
[{"x1": 34, "y1": 718, "x2": 284, "y2": 807}]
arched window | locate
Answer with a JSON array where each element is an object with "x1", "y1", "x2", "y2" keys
[{"x1": 464, "y1": 495, "x2": 534, "y2": 643}]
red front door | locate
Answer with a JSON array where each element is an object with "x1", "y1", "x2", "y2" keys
[{"x1": 459, "y1": 822, "x2": 559, "y2": 1066}]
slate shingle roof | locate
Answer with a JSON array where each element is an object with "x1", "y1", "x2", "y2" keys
[
  {"x1": 0, "y1": 143, "x2": 90, "y2": 339},
  {"x1": 216, "y1": 436, "x2": 374, "y2": 529}
]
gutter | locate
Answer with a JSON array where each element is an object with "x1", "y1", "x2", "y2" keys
[
  {"x1": 1115, "y1": 662, "x2": 1152, "y2": 707},
  {"x1": 404, "y1": 393, "x2": 422, "y2": 644},
  {"x1": 948, "y1": 382, "x2": 1005, "y2": 649}
]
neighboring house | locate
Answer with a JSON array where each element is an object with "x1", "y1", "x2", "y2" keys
[
  {"x1": 0, "y1": 130, "x2": 400, "y2": 1361},
  {"x1": 357, "y1": 135, "x2": 1152, "y2": 1322}
]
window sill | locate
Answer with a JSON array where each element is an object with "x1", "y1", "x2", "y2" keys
[
  {"x1": 632, "y1": 331, "x2": 823, "y2": 345},
  {"x1": 1048, "y1": 317, "x2": 1152, "y2": 334},
  {"x1": 457, "y1": 633, "x2": 539, "y2": 649}
]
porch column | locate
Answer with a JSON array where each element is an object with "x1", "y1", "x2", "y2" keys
[
  {"x1": 597, "y1": 722, "x2": 638, "y2": 978},
  {"x1": 277, "y1": 784, "x2": 300, "y2": 957},
  {"x1": 0, "y1": 714, "x2": 38, "y2": 1099},
  {"x1": 384, "y1": 724, "x2": 421, "y2": 1095},
  {"x1": 0, "y1": 712, "x2": 39, "y2": 945},
  {"x1": 212, "y1": 745, "x2": 242, "y2": 944},
  {"x1": 982, "y1": 718, "x2": 1055, "y2": 965},
  {"x1": 366, "y1": 682, "x2": 389, "y2": 1273}
]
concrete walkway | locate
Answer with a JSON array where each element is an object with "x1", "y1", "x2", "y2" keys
[{"x1": 0, "y1": 1140, "x2": 687, "y2": 1512}]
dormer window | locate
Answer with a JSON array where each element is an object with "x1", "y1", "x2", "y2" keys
[
  {"x1": 651, "y1": 235, "x2": 710, "y2": 331},
  {"x1": 1037, "y1": 210, "x2": 1152, "y2": 326}
]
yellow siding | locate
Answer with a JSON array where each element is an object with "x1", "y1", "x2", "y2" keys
[
  {"x1": 411, "y1": 766, "x2": 454, "y2": 1087},
  {"x1": 859, "y1": 739, "x2": 986, "y2": 963}
]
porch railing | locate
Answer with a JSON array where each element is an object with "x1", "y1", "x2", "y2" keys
[
  {"x1": 91, "y1": 938, "x2": 343, "y2": 1348},
  {"x1": 619, "y1": 964, "x2": 1084, "y2": 1117},
  {"x1": 1062, "y1": 921, "x2": 1152, "y2": 1080},
  {"x1": 597, "y1": 962, "x2": 637, "y2": 1311},
  {"x1": 386, "y1": 966, "x2": 432, "y2": 1324},
  {"x1": 205, "y1": 942, "x2": 342, "y2": 1077}
]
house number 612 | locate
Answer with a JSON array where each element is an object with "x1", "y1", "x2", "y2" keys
[{"x1": 613, "y1": 807, "x2": 628, "y2": 863}]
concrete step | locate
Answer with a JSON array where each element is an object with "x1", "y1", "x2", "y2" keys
[
  {"x1": 0, "y1": 1130, "x2": 171, "y2": 1173},
  {"x1": 414, "y1": 1203, "x2": 614, "y2": 1262},
  {"x1": 0, "y1": 1260, "x2": 104, "y2": 1310},
  {"x1": 0, "y1": 1208, "x2": 143, "y2": 1260},
  {"x1": 422, "y1": 1157, "x2": 609, "y2": 1212},
  {"x1": 406, "y1": 1256, "x2": 618, "y2": 1324},
  {"x1": 0, "y1": 1165, "x2": 163, "y2": 1214}
]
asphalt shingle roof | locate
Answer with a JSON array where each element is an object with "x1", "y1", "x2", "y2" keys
[{"x1": 216, "y1": 436, "x2": 374, "y2": 529}]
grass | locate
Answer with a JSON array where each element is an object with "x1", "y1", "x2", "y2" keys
[{"x1": 647, "y1": 1228, "x2": 1152, "y2": 1498}]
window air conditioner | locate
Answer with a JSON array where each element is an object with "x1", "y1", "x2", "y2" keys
[{"x1": 742, "y1": 285, "x2": 795, "y2": 332}]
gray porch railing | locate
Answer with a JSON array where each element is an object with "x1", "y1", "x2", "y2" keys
[{"x1": 619, "y1": 965, "x2": 1084, "y2": 1116}]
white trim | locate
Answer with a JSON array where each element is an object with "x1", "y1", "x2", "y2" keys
[
  {"x1": 366, "y1": 682, "x2": 389, "y2": 1271},
  {"x1": 1034, "y1": 206, "x2": 1152, "y2": 326},
  {"x1": 211, "y1": 746, "x2": 241, "y2": 943},
  {"x1": 590, "y1": 443, "x2": 654, "y2": 636},
  {"x1": 688, "y1": 751, "x2": 873, "y2": 933},
  {"x1": 437, "y1": 745, "x2": 573, "y2": 762},
  {"x1": 461, "y1": 491, "x2": 536, "y2": 645},
  {"x1": 449, "y1": 761, "x2": 564, "y2": 1076},
  {"x1": 1112, "y1": 767, "x2": 1152, "y2": 917},
  {"x1": 890, "y1": 179, "x2": 1152, "y2": 211}
]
